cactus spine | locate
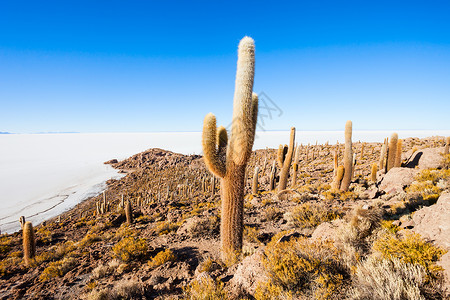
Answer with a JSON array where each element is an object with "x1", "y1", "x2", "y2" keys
[
  {"x1": 340, "y1": 120, "x2": 353, "y2": 192},
  {"x1": 387, "y1": 133, "x2": 398, "y2": 172},
  {"x1": 201, "y1": 37, "x2": 257, "y2": 261},
  {"x1": 395, "y1": 139, "x2": 403, "y2": 167},
  {"x1": 125, "y1": 200, "x2": 133, "y2": 224},
  {"x1": 278, "y1": 127, "x2": 296, "y2": 191},
  {"x1": 23, "y1": 221, "x2": 35, "y2": 266}
]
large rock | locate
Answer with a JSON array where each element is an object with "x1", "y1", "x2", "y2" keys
[
  {"x1": 379, "y1": 168, "x2": 418, "y2": 194},
  {"x1": 311, "y1": 219, "x2": 345, "y2": 242},
  {"x1": 412, "y1": 192, "x2": 450, "y2": 293},
  {"x1": 229, "y1": 249, "x2": 269, "y2": 296},
  {"x1": 404, "y1": 147, "x2": 444, "y2": 170},
  {"x1": 412, "y1": 192, "x2": 450, "y2": 249}
]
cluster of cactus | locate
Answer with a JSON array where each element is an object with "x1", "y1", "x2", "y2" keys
[
  {"x1": 277, "y1": 127, "x2": 296, "y2": 190},
  {"x1": 202, "y1": 36, "x2": 257, "y2": 261},
  {"x1": 96, "y1": 191, "x2": 111, "y2": 215}
]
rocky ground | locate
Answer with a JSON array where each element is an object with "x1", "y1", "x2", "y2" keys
[{"x1": 0, "y1": 136, "x2": 449, "y2": 299}]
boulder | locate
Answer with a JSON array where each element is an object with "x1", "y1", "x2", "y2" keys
[
  {"x1": 404, "y1": 147, "x2": 444, "y2": 170},
  {"x1": 412, "y1": 192, "x2": 450, "y2": 293},
  {"x1": 229, "y1": 249, "x2": 269, "y2": 296},
  {"x1": 412, "y1": 192, "x2": 450, "y2": 249},
  {"x1": 379, "y1": 168, "x2": 418, "y2": 194},
  {"x1": 311, "y1": 219, "x2": 345, "y2": 242}
]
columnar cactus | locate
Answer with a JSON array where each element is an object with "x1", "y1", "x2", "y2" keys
[
  {"x1": 125, "y1": 200, "x2": 133, "y2": 224},
  {"x1": 291, "y1": 145, "x2": 300, "y2": 187},
  {"x1": 333, "y1": 149, "x2": 338, "y2": 176},
  {"x1": 202, "y1": 36, "x2": 257, "y2": 261},
  {"x1": 269, "y1": 161, "x2": 276, "y2": 190},
  {"x1": 252, "y1": 166, "x2": 259, "y2": 195},
  {"x1": 444, "y1": 137, "x2": 449, "y2": 155},
  {"x1": 340, "y1": 120, "x2": 353, "y2": 191},
  {"x1": 23, "y1": 221, "x2": 35, "y2": 266},
  {"x1": 394, "y1": 139, "x2": 403, "y2": 167},
  {"x1": 360, "y1": 143, "x2": 365, "y2": 160},
  {"x1": 19, "y1": 216, "x2": 26, "y2": 230},
  {"x1": 332, "y1": 165, "x2": 345, "y2": 190},
  {"x1": 277, "y1": 145, "x2": 288, "y2": 168},
  {"x1": 278, "y1": 127, "x2": 296, "y2": 190},
  {"x1": 371, "y1": 163, "x2": 378, "y2": 183},
  {"x1": 379, "y1": 138, "x2": 388, "y2": 171},
  {"x1": 387, "y1": 133, "x2": 398, "y2": 172}
]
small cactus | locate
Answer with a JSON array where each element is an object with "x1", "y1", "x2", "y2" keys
[
  {"x1": 23, "y1": 221, "x2": 36, "y2": 266},
  {"x1": 125, "y1": 200, "x2": 133, "y2": 224},
  {"x1": 387, "y1": 133, "x2": 398, "y2": 172},
  {"x1": 371, "y1": 163, "x2": 378, "y2": 183},
  {"x1": 201, "y1": 36, "x2": 257, "y2": 261},
  {"x1": 278, "y1": 127, "x2": 296, "y2": 190},
  {"x1": 340, "y1": 120, "x2": 353, "y2": 192},
  {"x1": 291, "y1": 145, "x2": 300, "y2": 187}
]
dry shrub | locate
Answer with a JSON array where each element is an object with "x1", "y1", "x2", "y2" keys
[
  {"x1": 372, "y1": 232, "x2": 446, "y2": 277},
  {"x1": 244, "y1": 226, "x2": 260, "y2": 244},
  {"x1": 262, "y1": 206, "x2": 282, "y2": 221},
  {"x1": 112, "y1": 237, "x2": 148, "y2": 262},
  {"x1": 261, "y1": 236, "x2": 348, "y2": 299},
  {"x1": 183, "y1": 274, "x2": 228, "y2": 300},
  {"x1": 288, "y1": 202, "x2": 342, "y2": 229},
  {"x1": 187, "y1": 216, "x2": 219, "y2": 237},
  {"x1": 85, "y1": 279, "x2": 144, "y2": 300},
  {"x1": 349, "y1": 257, "x2": 444, "y2": 300},
  {"x1": 40, "y1": 257, "x2": 77, "y2": 281},
  {"x1": 155, "y1": 221, "x2": 180, "y2": 235},
  {"x1": 405, "y1": 181, "x2": 441, "y2": 203},
  {"x1": 148, "y1": 248, "x2": 176, "y2": 269}
]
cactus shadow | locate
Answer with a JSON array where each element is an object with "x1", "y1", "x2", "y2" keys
[{"x1": 404, "y1": 151, "x2": 423, "y2": 168}]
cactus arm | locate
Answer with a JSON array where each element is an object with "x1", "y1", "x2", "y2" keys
[
  {"x1": 278, "y1": 127, "x2": 296, "y2": 190},
  {"x1": 202, "y1": 113, "x2": 226, "y2": 178}
]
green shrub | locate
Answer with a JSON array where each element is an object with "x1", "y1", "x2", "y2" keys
[{"x1": 148, "y1": 249, "x2": 176, "y2": 268}]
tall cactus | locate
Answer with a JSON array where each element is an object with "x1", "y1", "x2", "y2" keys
[
  {"x1": 125, "y1": 200, "x2": 133, "y2": 224},
  {"x1": 202, "y1": 36, "x2": 257, "y2": 261},
  {"x1": 23, "y1": 221, "x2": 36, "y2": 266},
  {"x1": 340, "y1": 120, "x2": 353, "y2": 191},
  {"x1": 379, "y1": 138, "x2": 388, "y2": 171},
  {"x1": 444, "y1": 137, "x2": 449, "y2": 155},
  {"x1": 252, "y1": 166, "x2": 259, "y2": 195},
  {"x1": 394, "y1": 139, "x2": 403, "y2": 167},
  {"x1": 387, "y1": 133, "x2": 398, "y2": 172},
  {"x1": 278, "y1": 127, "x2": 296, "y2": 190}
]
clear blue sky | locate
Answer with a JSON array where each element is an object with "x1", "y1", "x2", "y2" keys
[{"x1": 1, "y1": 1, "x2": 450, "y2": 133}]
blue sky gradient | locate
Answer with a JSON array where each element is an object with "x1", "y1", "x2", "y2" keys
[{"x1": 1, "y1": 1, "x2": 450, "y2": 133}]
